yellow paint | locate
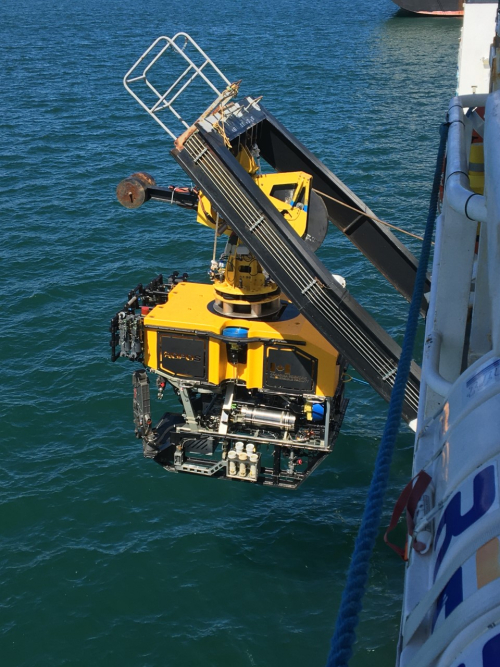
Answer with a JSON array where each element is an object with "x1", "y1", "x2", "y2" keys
[
  {"x1": 254, "y1": 171, "x2": 311, "y2": 239},
  {"x1": 476, "y1": 537, "x2": 500, "y2": 589},
  {"x1": 143, "y1": 281, "x2": 340, "y2": 397},
  {"x1": 236, "y1": 145, "x2": 259, "y2": 175},
  {"x1": 469, "y1": 143, "x2": 484, "y2": 195},
  {"x1": 196, "y1": 170, "x2": 312, "y2": 242},
  {"x1": 215, "y1": 246, "x2": 277, "y2": 300}
]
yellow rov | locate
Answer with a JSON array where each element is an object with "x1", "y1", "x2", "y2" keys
[
  {"x1": 114, "y1": 147, "x2": 347, "y2": 489},
  {"x1": 111, "y1": 33, "x2": 422, "y2": 487}
]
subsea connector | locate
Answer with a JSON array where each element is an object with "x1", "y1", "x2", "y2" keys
[{"x1": 156, "y1": 376, "x2": 167, "y2": 400}]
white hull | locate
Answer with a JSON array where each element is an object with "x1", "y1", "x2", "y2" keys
[{"x1": 398, "y1": 3, "x2": 500, "y2": 665}]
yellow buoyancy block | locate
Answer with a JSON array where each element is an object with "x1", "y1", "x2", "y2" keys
[{"x1": 142, "y1": 281, "x2": 341, "y2": 397}]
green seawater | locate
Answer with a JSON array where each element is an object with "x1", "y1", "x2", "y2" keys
[{"x1": 1, "y1": 1, "x2": 460, "y2": 664}]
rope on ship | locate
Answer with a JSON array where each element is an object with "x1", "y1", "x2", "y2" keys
[
  {"x1": 325, "y1": 121, "x2": 449, "y2": 667},
  {"x1": 312, "y1": 188, "x2": 432, "y2": 243}
]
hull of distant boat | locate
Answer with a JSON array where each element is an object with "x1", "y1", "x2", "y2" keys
[{"x1": 391, "y1": 0, "x2": 464, "y2": 16}]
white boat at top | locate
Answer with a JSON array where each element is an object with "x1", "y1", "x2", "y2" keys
[{"x1": 397, "y1": 2, "x2": 500, "y2": 665}]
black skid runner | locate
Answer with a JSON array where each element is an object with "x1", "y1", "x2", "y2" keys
[{"x1": 173, "y1": 128, "x2": 421, "y2": 425}]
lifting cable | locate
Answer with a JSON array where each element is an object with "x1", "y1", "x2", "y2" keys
[
  {"x1": 325, "y1": 122, "x2": 449, "y2": 667},
  {"x1": 312, "y1": 188, "x2": 433, "y2": 244}
]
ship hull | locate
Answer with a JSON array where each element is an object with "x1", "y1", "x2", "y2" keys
[{"x1": 392, "y1": 0, "x2": 463, "y2": 16}]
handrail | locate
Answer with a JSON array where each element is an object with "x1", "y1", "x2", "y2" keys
[
  {"x1": 423, "y1": 331, "x2": 453, "y2": 397},
  {"x1": 124, "y1": 33, "x2": 232, "y2": 140},
  {"x1": 446, "y1": 97, "x2": 487, "y2": 222}
]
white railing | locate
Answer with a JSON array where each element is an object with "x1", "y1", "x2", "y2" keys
[
  {"x1": 124, "y1": 33, "x2": 232, "y2": 140},
  {"x1": 418, "y1": 95, "x2": 488, "y2": 421}
]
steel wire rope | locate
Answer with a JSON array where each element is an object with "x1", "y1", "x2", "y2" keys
[
  {"x1": 196, "y1": 152, "x2": 315, "y2": 287},
  {"x1": 306, "y1": 286, "x2": 403, "y2": 383},
  {"x1": 188, "y1": 138, "x2": 319, "y2": 286},
  {"x1": 311, "y1": 188, "x2": 433, "y2": 244},
  {"x1": 190, "y1": 137, "x2": 278, "y2": 234},
  {"x1": 187, "y1": 141, "x2": 420, "y2": 418},
  {"x1": 196, "y1": 171, "x2": 410, "y2": 395},
  {"x1": 190, "y1": 144, "x2": 411, "y2": 384},
  {"x1": 194, "y1": 147, "x2": 362, "y2": 324},
  {"x1": 186, "y1": 136, "x2": 420, "y2": 395},
  {"x1": 325, "y1": 122, "x2": 448, "y2": 667},
  {"x1": 188, "y1": 138, "x2": 309, "y2": 286},
  {"x1": 303, "y1": 286, "x2": 400, "y2": 376},
  {"x1": 223, "y1": 185, "x2": 420, "y2": 408},
  {"x1": 307, "y1": 287, "x2": 422, "y2": 409},
  {"x1": 211, "y1": 212, "x2": 220, "y2": 264},
  {"x1": 305, "y1": 286, "x2": 419, "y2": 411},
  {"x1": 195, "y1": 159, "x2": 419, "y2": 415},
  {"x1": 300, "y1": 290, "x2": 419, "y2": 407}
]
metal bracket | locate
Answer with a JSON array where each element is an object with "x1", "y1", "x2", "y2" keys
[
  {"x1": 174, "y1": 460, "x2": 227, "y2": 476},
  {"x1": 178, "y1": 385, "x2": 199, "y2": 433},
  {"x1": 218, "y1": 382, "x2": 235, "y2": 435}
]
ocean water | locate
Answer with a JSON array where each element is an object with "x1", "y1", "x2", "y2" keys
[{"x1": 1, "y1": 1, "x2": 461, "y2": 665}]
